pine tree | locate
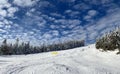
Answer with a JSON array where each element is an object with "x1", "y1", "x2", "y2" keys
[
  {"x1": 1, "y1": 39, "x2": 11, "y2": 55},
  {"x1": 96, "y1": 28, "x2": 120, "y2": 54}
]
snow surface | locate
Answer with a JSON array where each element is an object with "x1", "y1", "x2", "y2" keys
[{"x1": 0, "y1": 44, "x2": 120, "y2": 74}]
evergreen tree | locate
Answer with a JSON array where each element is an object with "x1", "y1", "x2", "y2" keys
[
  {"x1": 96, "y1": 28, "x2": 120, "y2": 54},
  {"x1": 0, "y1": 39, "x2": 11, "y2": 55}
]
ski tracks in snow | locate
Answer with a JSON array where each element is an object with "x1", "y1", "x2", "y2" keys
[{"x1": 1, "y1": 59, "x2": 79, "y2": 74}]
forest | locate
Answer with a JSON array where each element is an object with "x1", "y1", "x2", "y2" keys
[{"x1": 0, "y1": 39, "x2": 85, "y2": 55}]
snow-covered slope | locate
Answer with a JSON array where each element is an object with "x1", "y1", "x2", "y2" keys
[{"x1": 0, "y1": 44, "x2": 120, "y2": 74}]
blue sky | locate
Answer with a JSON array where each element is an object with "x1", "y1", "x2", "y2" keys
[{"x1": 0, "y1": 0, "x2": 120, "y2": 45}]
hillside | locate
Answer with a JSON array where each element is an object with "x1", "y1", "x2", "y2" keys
[{"x1": 0, "y1": 44, "x2": 120, "y2": 74}]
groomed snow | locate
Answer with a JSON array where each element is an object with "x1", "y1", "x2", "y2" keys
[{"x1": 0, "y1": 44, "x2": 120, "y2": 74}]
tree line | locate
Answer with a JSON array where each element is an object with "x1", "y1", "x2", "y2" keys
[{"x1": 0, "y1": 39, "x2": 85, "y2": 55}]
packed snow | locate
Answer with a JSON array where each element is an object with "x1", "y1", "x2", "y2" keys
[{"x1": 0, "y1": 44, "x2": 120, "y2": 74}]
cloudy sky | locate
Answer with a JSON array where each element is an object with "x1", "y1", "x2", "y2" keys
[{"x1": 0, "y1": 0, "x2": 120, "y2": 45}]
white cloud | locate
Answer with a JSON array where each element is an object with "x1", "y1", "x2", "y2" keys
[
  {"x1": 0, "y1": 0, "x2": 8, "y2": 5},
  {"x1": 84, "y1": 16, "x2": 94, "y2": 22},
  {"x1": 65, "y1": 10, "x2": 72, "y2": 14},
  {"x1": 107, "y1": 7, "x2": 120, "y2": 14},
  {"x1": 43, "y1": 33, "x2": 52, "y2": 39},
  {"x1": 84, "y1": 15, "x2": 91, "y2": 20},
  {"x1": 21, "y1": 14, "x2": 46, "y2": 29},
  {"x1": 7, "y1": 7, "x2": 18, "y2": 17},
  {"x1": 13, "y1": 0, "x2": 38, "y2": 7},
  {"x1": 0, "y1": 24, "x2": 4, "y2": 27},
  {"x1": 73, "y1": 3, "x2": 90, "y2": 10},
  {"x1": 0, "y1": 0, "x2": 11, "y2": 9},
  {"x1": 55, "y1": 19, "x2": 81, "y2": 25},
  {"x1": 0, "y1": 0, "x2": 18, "y2": 30},
  {"x1": 89, "y1": 31, "x2": 98, "y2": 40},
  {"x1": 85, "y1": 9, "x2": 120, "y2": 43},
  {"x1": 65, "y1": 10, "x2": 80, "y2": 18},
  {"x1": 84, "y1": 10, "x2": 97, "y2": 22},
  {"x1": 88, "y1": 10, "x2": 97, "y2": 16},
  {"x1": 52, "y1": 30, "x2": 59, "y2": 36},
  {"x1": 101, "y1": 0, "x2": 113, "y2": 4},
  {"x1": 3, "y1": 19, "x2": 9, "y2": 25},
  {"x1": 39, "y1": 1, "x2": 53, "y2": 8},
  {"x1": 30, "y1": 8, "x2": 36, "y2": 12},
  {"x1": 60, "y1": 0, "x2": 76, "y2": 3},
  {"x1": 50, "y1": 13, "x2": 65, "y2": 18},
  {"x1": 83, "y1": 0, "x2": 113, "y2": 5},
  {"x1": 50, "y1": 25, "x2": 58, "y2": 29},
  {"x1": 62, "y1": 31, "x2": 70, "y2": 35},
  {"x1": 0, "y1": 9, "x2": 7, "y2": 17},
  {"x1": 0, "y1": 29, "x2": 6, "y2": 33}
]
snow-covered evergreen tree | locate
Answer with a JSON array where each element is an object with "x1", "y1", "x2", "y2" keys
[{"x1": 96, "y1": 28, "x2": 120, "y2": 54}]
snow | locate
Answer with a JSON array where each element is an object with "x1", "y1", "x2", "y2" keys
[{"x1": 0, "y1": 44, "x2": 120, "y2": 74}]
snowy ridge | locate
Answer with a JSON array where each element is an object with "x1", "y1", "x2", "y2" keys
[{"x1": 0, "y1": 44, "x2": 120, "y2": 74}]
